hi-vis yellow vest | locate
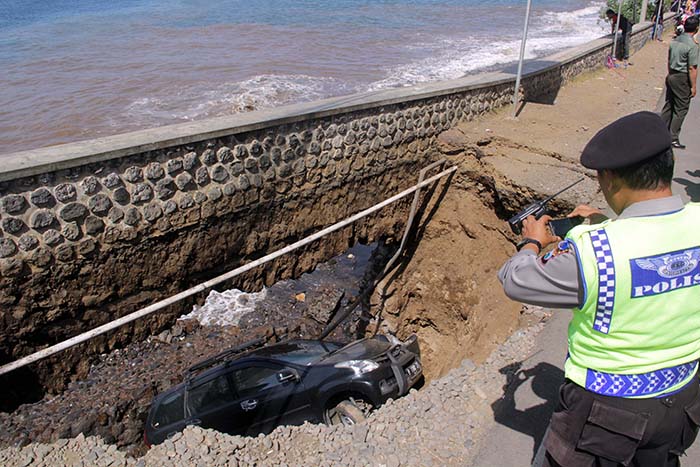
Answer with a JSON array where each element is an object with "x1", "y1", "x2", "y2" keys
[{"x1": 564, "y1": 203, "x2": 700, "y2": 398}]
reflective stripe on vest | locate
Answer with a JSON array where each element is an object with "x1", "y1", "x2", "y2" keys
[
  {"x1": 585, "y1": 361, "x2": 697, "y2": 397},
  {"x1": 590, "y1": 229, "x2": 616, "y2": 334}
]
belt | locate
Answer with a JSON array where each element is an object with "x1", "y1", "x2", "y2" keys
[
  {"x1": 585, "y1": 361, "x2": 698, "y2": 398},
  {"x1": 669, "y1": 68, "x2": 688, "y2": 74}
]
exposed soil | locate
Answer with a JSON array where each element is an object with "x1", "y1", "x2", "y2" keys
[
  {"x1": 371, "y1": 166, "x2": 520, "y2": 380},
  {"x1": 372, "y1": 36, "x2": 670, "y2": 381}
]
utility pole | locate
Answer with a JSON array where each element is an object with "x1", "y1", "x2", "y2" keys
[
  {"x1": 641, "y1": 0, "x2": 649, "y2": 22},
  {"x1": 512, "y1": 0, "x2": 533, "y2": 118},
  {"x1": 611, "y1": 1, "x2": 624, "y2": 61}
]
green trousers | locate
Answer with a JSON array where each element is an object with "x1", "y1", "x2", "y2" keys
[{"x1": 661, "y1": 71, "x2": 692, "y2": 141}]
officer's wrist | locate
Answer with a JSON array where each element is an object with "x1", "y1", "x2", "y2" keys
[{"x1": 516, "y1": 237, "x2": 542, "y2": 253}]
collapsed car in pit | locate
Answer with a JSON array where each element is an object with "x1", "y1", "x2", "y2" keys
[{"x1": 144, "y1": 334, "x2": 423, "y2": 445}]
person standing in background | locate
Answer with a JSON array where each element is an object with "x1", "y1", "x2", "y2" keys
[
  {"x1": 652, "y1": 3, "x2": 664, "y2": 41},
  {"x1": 661, "y1": 15, "x2": 699, "y2": 149},
  {"x1": 606, "y1": 9, "x2": 633, "y2": 63}
]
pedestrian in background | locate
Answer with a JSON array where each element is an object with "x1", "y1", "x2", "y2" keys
[
  {"x1": 606, "y1": 8, "x2": 633, "y2": 63},
  {"x1": 661, "y1": 14, "x2": 699, "y2": 149},
  {"x1": 499, "y1": 111, "x2": 700, "y2": 466},
  {"x1": 652, "y1": 3, "x2": 664, "y2": 41}
]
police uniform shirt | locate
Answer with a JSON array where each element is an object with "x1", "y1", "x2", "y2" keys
[{"x1": 497, "y1": 195, "x2": 686, "y2": 308}]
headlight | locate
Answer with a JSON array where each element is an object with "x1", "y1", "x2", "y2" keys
[{"x1": 334, "y1": 360, "x2": 380, "y2": 375}]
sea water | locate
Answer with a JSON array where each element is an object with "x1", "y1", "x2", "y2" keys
[{"x1": 0, "y1": 0, "x2": 608, "y2": 154}]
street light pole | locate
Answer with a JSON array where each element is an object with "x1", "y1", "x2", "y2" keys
[
  {"x1": 512, "y1": 0, "x2": 533, "y2": 118},
  {"x1": 611, "y1": 1, "x2": 624, "y2": 61},
  {"x1": 653, "y1": 1, "x2": 663, "y2": 39}
]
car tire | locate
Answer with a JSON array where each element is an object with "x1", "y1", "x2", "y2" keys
[{"x1": 324, "y1": 400, "x2": 366, "y2": 426}]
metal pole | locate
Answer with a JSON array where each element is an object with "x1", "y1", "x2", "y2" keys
[
  {"x1": 0, "y1": 165, "x2": 458, "y2": 376},
  {"x1": 611, "y1": 1, "x2": 624, "y2": 61},
  {"x1": 512, "y1": 0, "x2": 533, "y2": 118},
  {"x1": 653, "y1": 1, "x2": 663, "y2": 39}
]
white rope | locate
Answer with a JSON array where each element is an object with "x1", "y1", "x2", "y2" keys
[{"x1": 0, "y1": 165, "x2": 458, "y2": 376}]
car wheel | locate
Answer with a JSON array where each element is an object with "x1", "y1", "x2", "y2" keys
[{"x1": 324, "y1": 400, "x2": 366, "y2": 426}]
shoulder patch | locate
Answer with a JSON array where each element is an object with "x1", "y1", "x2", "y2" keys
[{"x1": 540, "y1": 240, "x2": 575, "y2": 264}]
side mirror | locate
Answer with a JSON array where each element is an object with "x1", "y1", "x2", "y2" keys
[{"x1": 277, "y1": 368, "x2": 299, "y2": 383}]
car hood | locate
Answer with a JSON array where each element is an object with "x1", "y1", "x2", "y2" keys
[{"x1": 320, "y1": 337, "x2": 392, "y2": 363}]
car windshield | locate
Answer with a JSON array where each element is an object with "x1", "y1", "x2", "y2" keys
[
  {"x1": 320, "y1": 337, "x2": 392, "y2": 363},
  {"x1": 250, "y1": 340, "x2": 341, "y2": 365}
]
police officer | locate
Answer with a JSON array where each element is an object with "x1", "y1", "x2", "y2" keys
[
  {"x1": 661, "y1": 14, "x2": 699, "y2": 149},
  {"x1": 498, "y1": 111, "x2": 700, "y2": 467}
]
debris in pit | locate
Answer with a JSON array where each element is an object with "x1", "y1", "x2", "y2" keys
[
  {"x1": 308, "y1": 290, "x2": 345, "y2": 325},
  {"x1": 0, "y1": 242, "x2": 392, "y2": 454},
  {"x1": 178, "y1": 288, "x2": 267, "y2": 327}
]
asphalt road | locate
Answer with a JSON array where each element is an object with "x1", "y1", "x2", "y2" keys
[
  {"x1": 673, "y1": 89, "x2": 700, "y2": 204},
  {"x1": 471, "y1": 86, "x2": 700, "y2": 466}
]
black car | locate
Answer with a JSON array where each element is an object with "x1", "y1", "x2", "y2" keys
[{"x1": 144, "y1": 334, "x2": 422, "y2": 445}]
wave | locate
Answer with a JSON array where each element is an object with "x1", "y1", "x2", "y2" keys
[
  {"x1": 123, "y1": 74, "x2": 356, "y2": 126},
  {"x1": 368, "y1": 2, "x2": 608, "y2": 90},
  {"x1": 122, "y1": 2, "x2": 609, "y2": 128},
  {"x1": 538, "y1": 2, "x2": 608, "y2": 36}
]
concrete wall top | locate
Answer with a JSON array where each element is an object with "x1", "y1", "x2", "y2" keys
[{"x1": 0, "y1": 20, "x2": 656, "y2": 183}]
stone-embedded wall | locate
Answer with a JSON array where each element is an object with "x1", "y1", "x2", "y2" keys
[
  {"x1": 0, "y1": 21, "x2": 657, "y2": 399},
  {"x1": 0, "y1": 90, "x2": 512, "y2": 273},
  {"x1": 0, "y1": 85, "x2": 515, "y2": 402}
]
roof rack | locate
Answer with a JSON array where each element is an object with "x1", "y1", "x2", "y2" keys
[{"x1": 185, "y1": 337, "x2": 267, "y2": 382}]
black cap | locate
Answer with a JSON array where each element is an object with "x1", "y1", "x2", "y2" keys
[{"x1": 580, "y1": 111, "x2": 672, "y2": 169}]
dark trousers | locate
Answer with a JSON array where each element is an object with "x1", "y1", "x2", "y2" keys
[
  {"x1": 622, "y1": 30, "x2": 631, "y2": 60},
  {"x1": 661, "y1": 71, "x2": 692, "y2": 141},
  {"x1": 616, "y1": 31, "x2": 632, "y2": 60},
  {"x1": 542, "y1": 378, "x2": 700, "y2": 467}
]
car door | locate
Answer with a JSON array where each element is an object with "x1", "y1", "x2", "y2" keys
[
  {"x1": 229, "y1": 361, "x2": 312, "y2": 435},
  {"x1": 186, "y1": 371, "x2": 247, "y2": 436}
]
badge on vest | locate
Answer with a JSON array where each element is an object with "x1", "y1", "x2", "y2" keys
[
  {"x1": 540, "y1": 240, "x2": 574, "y2": 264},
  {"x1": 630, "y1": 246, "x2": 700, "y2": 298}
]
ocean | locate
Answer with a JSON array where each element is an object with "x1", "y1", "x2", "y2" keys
[{"x1": 0, "y1": 0, "x2": 608, "y2": 154}]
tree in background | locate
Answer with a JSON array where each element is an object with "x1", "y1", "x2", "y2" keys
[{"x1": 604, "y1": 0, "x2": 672, "y2": 23}]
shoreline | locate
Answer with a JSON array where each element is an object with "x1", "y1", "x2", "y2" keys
[
  {"x1": 1, "y1": 0, "x2": 609, "y2": 155},
  {"x1": 0, "y1": 16, "x2": 654, "y2": 180}
]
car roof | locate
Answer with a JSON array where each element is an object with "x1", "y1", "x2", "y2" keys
[{"x1": 184, "y1": 339, "x2": 343, "y2": 384}]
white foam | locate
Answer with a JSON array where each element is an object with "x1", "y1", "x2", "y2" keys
[
  {"x1": 124, "y1": 74, "x2": 355, "y2": 126},
  {"x1": 368, "y1": 2, "x2": 609, "y2": 91},
  {"x1": 537, "y1": 2, "x2": 608, "y2": 39},
  {"x1": 124, "y1": 2, "x2": 610, "y2": 126},
  {"x1": 179, "y1": 288, "x2": 267, "y2": 327}
]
